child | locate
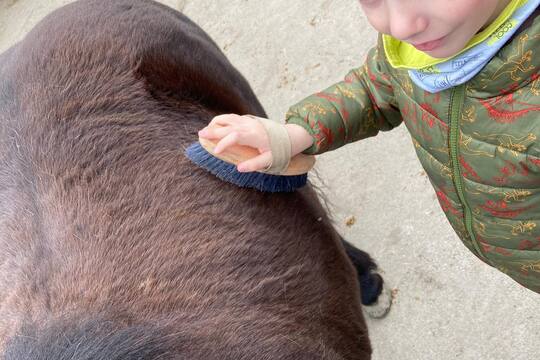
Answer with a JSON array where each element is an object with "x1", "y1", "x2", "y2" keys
[{"x1": 198, "y1": 0, "x2": 540, "y2": 293}]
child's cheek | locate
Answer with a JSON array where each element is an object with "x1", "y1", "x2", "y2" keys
[{"x1": 444, "y1": 0, "x2": 492, "y2": 19}]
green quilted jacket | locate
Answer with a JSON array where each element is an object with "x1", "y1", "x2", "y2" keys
[{"x1": 286, "y1": 16, "x2": 540, "y2": 293}]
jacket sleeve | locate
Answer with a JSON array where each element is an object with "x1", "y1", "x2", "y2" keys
[{"x1": 285, "y1": 42, "x2": 402, "y2": 154}]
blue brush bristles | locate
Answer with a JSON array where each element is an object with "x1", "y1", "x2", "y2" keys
[{"x1": 185, "y1": 142, "x2": 308, "y2": 192}]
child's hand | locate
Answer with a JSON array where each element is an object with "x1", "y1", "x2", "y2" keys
[
  {"x1": 198, "y1": 114, "x2": 272, "y2": 172},
  {"x1": 198, "y1": 114, "x2": 314, "y2": 173}
]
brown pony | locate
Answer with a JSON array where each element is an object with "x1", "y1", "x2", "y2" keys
[{"x1": 0, "y1": 0, "x2": 386, "y2": 358}]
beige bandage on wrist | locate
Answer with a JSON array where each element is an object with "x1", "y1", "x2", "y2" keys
[{"x1": 246, "y1": 115, "x2": 291, "y2": 175}]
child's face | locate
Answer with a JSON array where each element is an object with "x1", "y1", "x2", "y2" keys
[{"x1": 359, "y1": 0, "x2": 511, "y2": 58}]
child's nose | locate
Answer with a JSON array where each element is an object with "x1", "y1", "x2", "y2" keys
[{"x1": 388, "y1": 6, "x2": 428, "y2": 41}]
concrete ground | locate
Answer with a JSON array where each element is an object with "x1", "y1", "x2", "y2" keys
[{"x1": 0, "y1": 0, "x2": 538, "y2": 359}]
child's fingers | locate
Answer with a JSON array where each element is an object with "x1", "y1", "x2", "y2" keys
[
  {"x1": 209, "y1": 113, "x2": 242, "y2": 127},
  {"x1": 237, "y1": 151, "x2": 272, "y2": 173},
  {"x1": 200, "y1": 114, "x2": 251, "y2": 139},
  {"x1": 198, "y1": 125, "x2": 232, "y2": 140},
  {"x1": 213, "y1": 132, "x2": 239, "y2": 154}
]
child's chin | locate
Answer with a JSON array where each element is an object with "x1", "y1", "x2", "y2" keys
[{"x1": 424, "y1": 43, "x2": 466, "y2": 59}]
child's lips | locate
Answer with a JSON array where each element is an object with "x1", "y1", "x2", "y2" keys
[{"x1": 412, "y1": 36, "x2": 446, "y2": 51}]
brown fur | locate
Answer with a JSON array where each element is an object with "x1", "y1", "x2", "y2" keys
[{"x1": 0, "y1": 0, "x2": 372, "y2": 358}]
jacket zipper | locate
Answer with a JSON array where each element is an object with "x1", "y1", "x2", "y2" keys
[{"x1": 448, "y1": 85, "x2": 484, "y2": 258}]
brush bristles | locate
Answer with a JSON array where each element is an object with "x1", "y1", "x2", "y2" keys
[{"x1": 185, "y1": 142, "x2": 307, "y2": 192}]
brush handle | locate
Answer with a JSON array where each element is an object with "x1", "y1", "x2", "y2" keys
[{"x1": 198, "y1": 137, "x2": 315, "y2": 176}]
